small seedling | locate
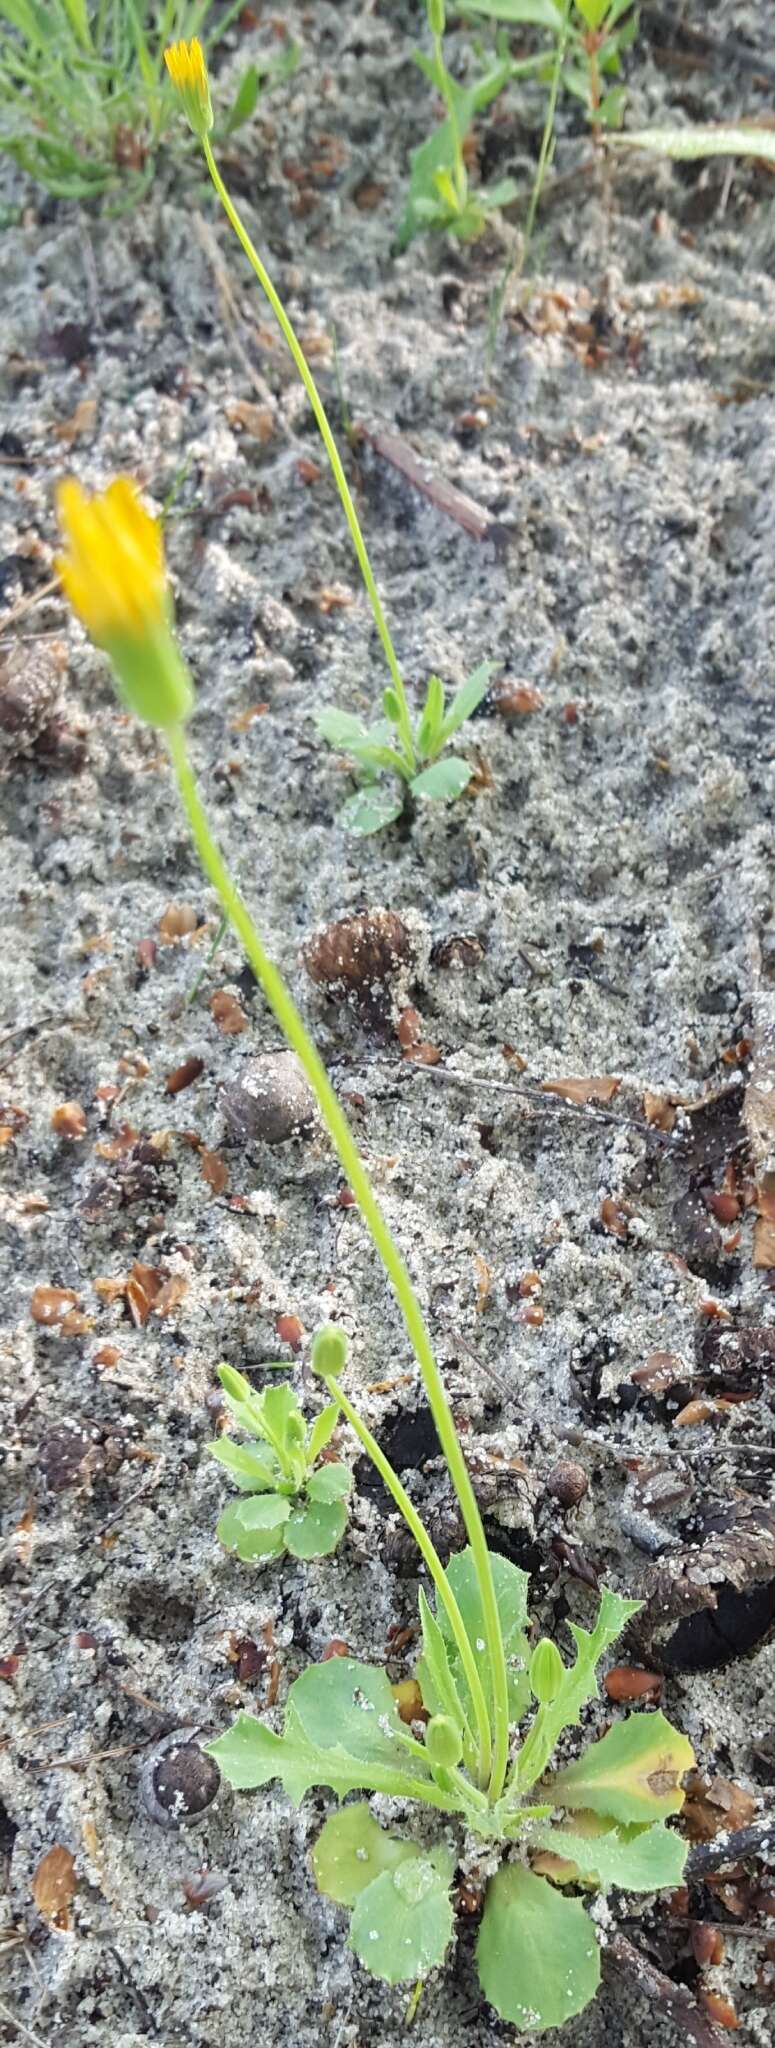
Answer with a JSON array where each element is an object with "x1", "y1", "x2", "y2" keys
[
  {"x1": 316, "y1": 660, "x2": 496, "y2": 836},
  {"x1": 211, "y1": 1362, "x2": 352, "y2": 1563},
  {"x1": 210, "y1": 1338, "x2": 694, "y2": 2028},
  {"x1": 397, "y1": 1, "x2": 523, "y2": 247}
]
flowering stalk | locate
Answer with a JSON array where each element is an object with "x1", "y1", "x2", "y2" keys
[
  {"x1": 56, "y1": 477, "x2": 508, "y2": 1796},
  {"x1": 164, "y1": 39, "x2": 416, "y2": 775}
]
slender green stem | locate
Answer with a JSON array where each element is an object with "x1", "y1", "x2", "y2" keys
[
  {"x1": 321, "y1": 1369, "x2": 482, "y2": 1780},
  {"x1": 433, "y1": 30, "x2": 466, "y2": 207},
  {"x1": 166, "y1": 720, "x2": 509, "y2": 1796},
  {"x1": 486, "y1": 0, "x2": 571, "y2": 372},
  {"x1": 201, "y1": 134, "x2": 416, "y2": 774}
]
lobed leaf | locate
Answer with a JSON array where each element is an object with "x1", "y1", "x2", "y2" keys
[
  {"x1": 207, "y1": 1436, "x2": 279, "y2": 1491},
  {"x1": 529, "y1": 1812, "x2": 688, "y2": 1892},
  {"x1": 476, "y1": 1862, "x2": 600, "y2": 2030},
  {"x1": 209, "y1": 1661, "x2": 457, "y2": 1808},
  {"x1": 512, "y1": 1587, "x2": 642, "y2": 1795}
]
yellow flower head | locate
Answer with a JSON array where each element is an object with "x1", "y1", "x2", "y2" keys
[
  {"x1": 56, "y1": 477, "x2": 167, "y2": 642},
  {"x1": 164, "y1": 37, "x2": 213, "y2": 139},
  {"x1": 56, "y1": 477, "x2": 193, "y2": 730}
]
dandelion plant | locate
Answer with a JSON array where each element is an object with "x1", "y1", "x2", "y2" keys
[{"x1": 57, "y1": 472, "x2": 696, "y2": 2029}]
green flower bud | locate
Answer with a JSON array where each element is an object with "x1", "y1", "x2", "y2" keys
[
  {"x1": 425, "y1": 1714, "x2": 463, "y2": 1768},
  {"x1": 218, "y1": 1361, "x2": 254, "y2": 1406},
  {"x1": 427, "y1": 0, "x2": 446, "y2": 37},
  {"x1": 311, "y1": 1324, "x2": 349, "y2": 1378},
  {"x1": 529, "y1": 1637, "x2": 564, "y2": 1705}
]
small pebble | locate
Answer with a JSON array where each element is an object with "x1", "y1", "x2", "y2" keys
[
  {"x1": 545, "y1": 1460, "x2": 588, "y2": 1509},
  {"x1": 222, "y1": 1050, "x2": 316, "y2": 1145},
  {"x1": 141, "y1": 1731, "x2": 221, "y2": 1830}
]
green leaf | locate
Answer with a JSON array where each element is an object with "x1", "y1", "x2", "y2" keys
[
  {"x1": 306, "y1": 1461, "x2": 352, "y2": 1503},
  {"x1": 611, "y1": 124, "x2": 775, "y2": 165},
  {"x1": 436, "y1": 1548, "x2": 531, "y2": 1729},
  {"x1": 209, "y1": 1659, "x2": 448, "y2": 1807},
  {"x1": 550, "y1": 1710, "x2": 695, "y2": 1823},
  {"x1": 416, "y1": 1587, "x2": 471, "y2": 1745},
  {"x1": 285, "y1": 1497, "x2": 348, "y2": 1559},
  {"x1": 476, "y1": 1863, "x2": 600, "y2": 2030},
  {"x1": 512, "y1": 1588, "x2": 642, "y2": 1796},
  {"x1": 312, "y1": 1802, "x2": 415, "y2": 1906},
  {"x1": 410, "y1": 757, "x2": 472, "y2": 802},
  {"x1": 398, "y1": 62, "x2": 511, "y2": 248},
  {"x1": 316, "y1": 707, "x2": 369, "y2": 748},
  {"x1": 350, "y1": 1846, "x2": 455, "y2": 1985},
  {"x1": 207, "y1": 1436, "x2": 279, "y2": 1491},
  {"x1": 306, "y1": 1401, "x2": 341, "y2": 1464},
  {"x1": 596, "y1": 86, "x2": 626, "y2": 127},
  {"x1": 223, "y1": 63, "x2": 260, "y2": 136},
  {"x1": 259, "y1": 1382, "x2": 306, "y2": 1461},
  {"x1": 574, "y1": 0, "x2": 611, "y2": 26},
  {"x1": 464, "y1": 1, "x2": 563, "y2": 23},
  {"x1": 480, "y1": 177, "x2": 520, "y2": 208},
  {"x1": 337, "y1": 788, "x2": 404, "y2": 835},
  {"x1": 438, "y1": 660, "x2": 495, "y2": 743},
  {"x1": 416, "y1": 673, "x2": 446, "y2": 758},
  {"x1": 216, "y1": 1493, "x2": 290, "y2": 1560},
  {"x1": 529, "y1": 1814, "x2": 688, "y2": 1892}
]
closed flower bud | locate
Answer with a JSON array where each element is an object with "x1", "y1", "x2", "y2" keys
[
  {"x1": 427, "y1": 1, "x2": 446, "y2": 37},
  {"x1": 311, "y1": 1324, "x2": 349, "y2": 1378},
  {"x1": 425, "y1": 1715, "x2": 463, "y2": 1768},
  {"x1": 529, "y1": 1638, "x2": 564, "y2": 1705},
  {"x1": 217, "y1": 1361, "x2": 254, "y2": 1407},
  {"x1": 56, "y1": 478, "x2": 193, "y2": 731},
  {"x1": 164, "y1": 37, "x2": 213, "y2": 140}
]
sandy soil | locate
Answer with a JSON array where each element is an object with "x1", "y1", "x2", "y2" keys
[{"x1": 1, "y1": 3, "x2": 774, "y2": 2043}]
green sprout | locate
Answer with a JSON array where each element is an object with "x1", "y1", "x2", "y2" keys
[
  {"x1": 211, "y1": 1328, "x2": 695, "y2": 2028},
  {"x1": 0, "y1": 2, "x2": 297, "y2": 204},
  {"x1": 210, "y1": 1361, "x2": 352, "y2": 1564},
  {"x1": 316, "y1": 661, "x2": 496, "y2": 837}
]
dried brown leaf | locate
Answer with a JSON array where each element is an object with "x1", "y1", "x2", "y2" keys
[
  {"x1": 542, "y1": 1074, "x2": 621, "y2": 1106},
  {"x1": 32, "y1": 1844, "x2": 77, "y2": 1928}
]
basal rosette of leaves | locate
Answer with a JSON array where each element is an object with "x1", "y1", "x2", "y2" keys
[
  {"x1": 210, "y1": 1555, "x2": 694, "y2": 2029},
  {"x1": 209, "y1": 1363, "x2": 352, "y2": 1564}
]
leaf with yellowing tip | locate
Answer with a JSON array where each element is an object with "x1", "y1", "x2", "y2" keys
[{"x1": 549, "y1": 1711, "x2": 695, "y2": 1824}]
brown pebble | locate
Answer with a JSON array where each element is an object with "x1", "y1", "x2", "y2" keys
[
  {"x1": 545, "y1": 1461, "x2": 589, "y2": 1508},
  {"x1": 0, "y1": 644, "x2": 60, "y2": 763},
  {"x1": 141, "y1": 1732, "x2": 221, "y2": 1830},
  {"x1": 165, "y1": 1055, "x2": 205, "y2": 1095},
  {"x1": 492, "y1": 679, "x2": 544, "y2": 718},
  {"x1": 51, "y1": 1100, "x2": 87, "y2": 1139},
  {"x1": 30, "y1": 1284, "x2": 78, "y2": 1327},
  {"x1": 38, "y1": 1423, "x2": 101, "y2": 1492},
  {"x1": 222, "y1": 1051, "x2": 316, "y2": 1145},
  {"x1": 302, "y1": 908, "x2": 411, "y2": 994}
]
